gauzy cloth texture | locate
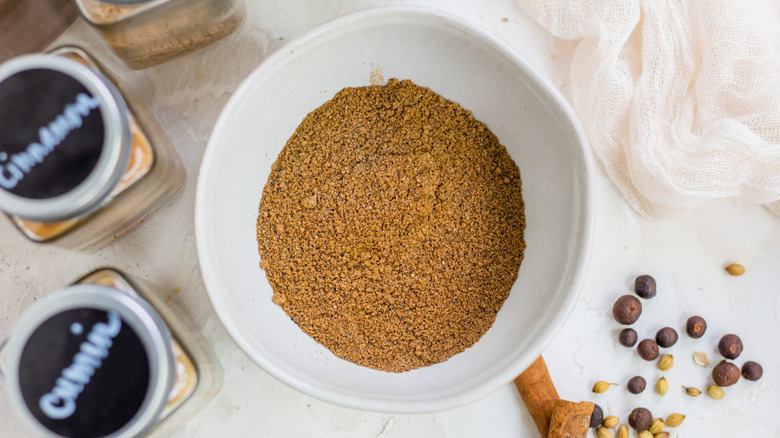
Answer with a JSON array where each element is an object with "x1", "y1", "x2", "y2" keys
[{"x1": 522, "y1": 0, "x2": 780, "y2": 217}]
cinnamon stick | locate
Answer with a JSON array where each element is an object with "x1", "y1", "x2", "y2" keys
[
  {"x1": 547, "y1": 399, "x2": 594, "y2": 438},
  {"x1": 514, "y1": 356, "x2": 559, "y2": 437}
]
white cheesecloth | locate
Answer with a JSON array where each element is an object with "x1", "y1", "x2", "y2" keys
[{"x1": 522, "y1": 0, "x2": 780, "y2": 218}]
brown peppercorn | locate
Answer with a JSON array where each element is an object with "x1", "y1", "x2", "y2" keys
[
  {"x1": 718, "y1": 334, "x2": 743, "y2": 359},
  {"x1": 590, "y1": 403, "x2": 604, "y2": 428},
  {"x1": 712, "y1": 360, "x2": 741, "y2": 387},
  {"x1": 655, "y1": 327, "x2": 678, "y2": 348},
  {"x1": 637, "y1": 339, "x2": 659, "y2": 361},
  {"x1": 742, "y1": 361, "x2": 763, "y2": 381},
  {"x1": 627, "y1": 376, "x2": 646, "y2": 394},
  {"x1": 613, "y1": 295, "x2": 642, "y2": 325},
  {"x1": 685, "y1": 315, "x2": 707, "y2": 338},
  {"x1": 634, "y1": 275, "x2": 656, "y2": 299},
  {"x1": 628, "y1": 407, "x2": 653, "y2": 431},
  {"x1": 619, "y1": 328, "x2": 638, "y2": 347}
]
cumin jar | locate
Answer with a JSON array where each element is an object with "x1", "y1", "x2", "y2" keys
[
  {"x1": 0, "y1": 267, "x2": 223, "y2": 438},
  {"x1": 0, "y1": 46, "x2": 186, "y2": 251},
  {"x1": 74, "y1": 0, "x2": 246, "y2": 70}
]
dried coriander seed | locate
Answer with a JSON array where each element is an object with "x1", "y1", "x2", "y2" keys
[
  {"x1": 603, "y1": 416, "x2": 619, "y2": 428},
  {"x1": 725, "y1": 263, "x2": 745, "y2": 276},
  {"x1": 693, "y1": 351, "x2": 709, "y2": 366},
  {"x1": 655, "y1": 433, "x2": 670, "y2": 438},
  {"x1": 657, "y1": 354, "x2": 674, "y2": 371},
  {"x1": 616, "y1": 424, "x2": 629, "y2": 438},
  {"x1": 682, "y1": 385, "x2": 702, "y2": 397},
  {"x1": 718, "y1": 334, "x2": 743, "y2": 359},
  {"x1": 592, "y1": 381, "x2": 618, "y2": 393},
  {"x1": 707, "y1": 385, "x2": 725, "y2": 399},
  {"x1": 665, "y1": 413, "x2": 685, "y2": 428},
  {"x1": 656, "y1": 377, "x2": 669, "y2": 395},
  {"x1": 637, "y1": 431, "x2": 652, "y2": 438},
  {"x1": 596, "y1": 427, "x2": 613, "y2": 438},
  {"x1": 648, "y1": 418, "x2": 665, "y2": 434},
  {"x1": 685, "y1": 315, "x2": 707, "y2": 338}
]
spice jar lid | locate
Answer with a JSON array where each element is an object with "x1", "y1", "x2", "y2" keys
[
  {"x1": 1, "y1": 284, "x2": 174, "y2": 438},
  {"x1": 0, "y1": 54, "x2": 131, "y2": 222}
]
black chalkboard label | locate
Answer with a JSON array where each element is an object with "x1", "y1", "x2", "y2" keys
[
  {"x1": 0, "y1": 68, "x2": 104, "y2": 199},
  {"x1": 18, "y1": 308, "x2": 151, "y2": 437}
]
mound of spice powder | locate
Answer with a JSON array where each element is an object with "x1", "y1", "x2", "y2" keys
[{"x1": 256, "y1": 79, "x2": 526, "y2": 372}]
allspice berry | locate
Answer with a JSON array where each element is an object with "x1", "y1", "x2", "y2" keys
[
  {"x1": 655, "y1": 327, "x2": 678, "y2": 348},
  {"x1": 718, "y1": 334, "x2": 743, "y2": 359},
  {"x1": 685, "y1": 315, "x2": 707, "y2": 338},
  {"x1": 634, "y1": 274, "x2": 656, "y2": 299},
  {"x1": 628, "y1": 407, "x2": 653, "y2": 431},
  {"x1": 627, "y1": 376, "x2": 646, "y2": 394},
  {"x1": 613, "y1": 295, "x2": 642, "y2": 325},
  {"x1": 712, "y1": 360, "x2": 740, "y2": 387},
  {"x1": 637, "y1": 339, "x2": 659, "y2": 361},
  {"x1": 742, "y1": 361, "x2": 763, "y2": 381},
  {"x1": 590, "y1": 403, "x2": 604, "y2": 428},
  {"x1": 619, "y1": 328, "x2": 638, "y2": 347}
]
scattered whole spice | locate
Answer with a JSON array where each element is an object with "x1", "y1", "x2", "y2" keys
[
  {"x1": 718, "y1": 334, "x2": 743, "y2": 359},
  {"x1": 637, "y1": 431, "x2": 652, "y2": 438},
  {"x1": 590, "y1": 403, "x2": 604, "y2": 428},
  {"x1": 256, "y1": 79, "x2": 526, "y2": 372},
  {"x1": 596, "y1": 427, "x2": 613, "y2": 438},
  {"x1": 592, "y1": 381, "x2": 618, "y2": 394},
  {"x1": 616, "y1": 424, "x2": 629, "y2": 438},
  {"x1": 648, "y1": 418, "x2": 665, "y2": 434},
  {"x1": 707, "y1": 385, "x2": 725, "y2": 399},
  {"x1": 637, "y1": 339, "x2": 660, "y2": 361},
  {"x1": 627, "y1": 376, "x2": 646, "y2": 394},
  {"x1": 685, "y1": 315, "x2": 707, "y2": 338},
  {"x1": 725, "y1": 263, "x2": 745, "y2": 276},
  {"x1": 712, "y1": 360, "x2": 740, "y2": 387},
  {"x1": 655, "y1": 327, "x2": 678, "y2": 348},
  {"x1": 603, "y1": 416, "x2": 619, "y2": 428},
  {"x1": 628, "y1": 407, "x2": 653, "y2": 431},
  {"x1": 682, "y1": 385, "x2": 701, "y2": 397},
  {"x1": 613, "y1": 295, "x2": 642, "y2": 325},
  {"x1": 655, "y1": 432, "x2": 670, "y2": 438},
  {"x1": 665, "y1": 413, "x2": 685, "y2": 428},
  {"x1": 634, "y1": 274, "x2": 657, "y2": 299},
  {"x1": 618, "y1": 328, "x2": 638, "y2": 347},
  {"x1": 741, "y1": 361, "x2": 763, "y2": 381},
  {"x1": 657, "y1": 354, "x2": 674, "y2": 371},
  {"x1": 656, "y1": 377, "x2": 669, "y2": 395},
  {"x1": 693, "y1": 351, "x2": 709, "y2": 366}
]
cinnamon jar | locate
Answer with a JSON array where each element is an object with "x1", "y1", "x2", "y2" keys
[
  {"x1": 74, "y1": 0, "x2": 246, "y2": 70},
  {"x1": 0, "y1": 267, "x2": 223, "y2": 438},
  {"x1": 0, "y1": 46, "x2": 186, "y2": 251}
]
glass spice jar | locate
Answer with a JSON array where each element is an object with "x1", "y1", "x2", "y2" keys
[
  {"x1": 0, "y1": 267, "x2": 223, "y2": 438},
  {"x1": 0, "y1": 46, "x2": 186, "y2": 252},
  {"x1": 0, "y1": 0, "x2": 78, "y2": 64},
  {"x1": 73, "y1": 0, "x2": 246, "y2": 70}
]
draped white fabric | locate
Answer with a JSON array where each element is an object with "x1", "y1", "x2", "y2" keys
[{"x1": 522, "y1": 0, "x2": 780, "y2": 217}]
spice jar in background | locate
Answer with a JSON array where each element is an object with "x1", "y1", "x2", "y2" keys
[
  {"x1": 0, "y1": 0, "x2": 78, "y2": 63},
  {"x1": 0, "y1": 46, "x2": 186, "y2": 251},
  {"x1": 0, "y1": 267, "x2": 223, "y2": 438},
  {"x1": 74, "y1": 0, "x2": 246, "y2": 70}
]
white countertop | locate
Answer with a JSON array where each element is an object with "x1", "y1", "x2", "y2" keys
[{"x1": 1, "y1": 1, "x2": 778, "y2": 437}]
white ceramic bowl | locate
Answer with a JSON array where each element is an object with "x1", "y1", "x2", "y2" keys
[{"x1": 196, "y1": 6, "x2": 593, "y2": 413}]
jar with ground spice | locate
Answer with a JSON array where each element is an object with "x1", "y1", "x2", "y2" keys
[
  {"x1": 74, "y1": 0, "x2": 246, "y2": 70},
  {"x1": 0, "y1": 46, "x2": 186, "y2": 251},
  {"x1": 0, "y1": 0, "x2": 78, "y2": 64},
  {"x1": 0, "y1": 267, "x2": 223, "y2": 438}
]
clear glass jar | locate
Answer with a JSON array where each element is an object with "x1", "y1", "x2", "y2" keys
[
  {"x1": 0, "y1": 267, "x2": 223, "y2": 438},
  {"x1": 0, "y1": 0, "x2": 78, "y2": 64},
  {"x1": 0, "y1": 46, "x2": 186, "y2": 251},
  {"x1": 74, "y1": 0, "x2": 246, "y2": 70}
]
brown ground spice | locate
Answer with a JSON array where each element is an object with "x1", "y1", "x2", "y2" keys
[{"x1": 256, "y1": 79, "x2": 526, "y2": 373}]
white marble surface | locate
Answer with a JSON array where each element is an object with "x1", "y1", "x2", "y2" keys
[{"x1": 1, "y1": 1, "x2": 778, "y2": 437}]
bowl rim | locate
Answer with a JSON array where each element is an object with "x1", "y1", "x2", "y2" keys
[{"x1": 195, "y1": 5, "x2": 595, "y2": 413}]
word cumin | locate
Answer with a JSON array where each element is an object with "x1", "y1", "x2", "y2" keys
[{"x1": 257, "y1": 79, "x2": 526, "y2": 372}]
